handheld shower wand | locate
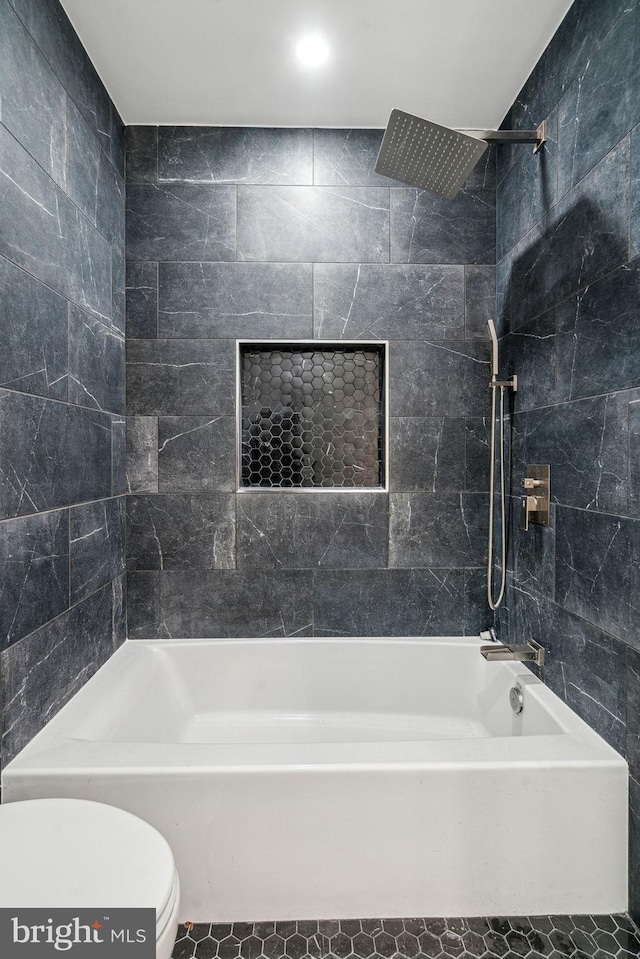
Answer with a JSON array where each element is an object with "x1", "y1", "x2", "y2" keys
[{"x1": 486, "y1": 320, "x2": 516, "y2": 611}]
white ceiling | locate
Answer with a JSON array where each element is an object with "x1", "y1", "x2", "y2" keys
[{"x1": 60, "y1": 0, "x2": 574, "y2": 129}]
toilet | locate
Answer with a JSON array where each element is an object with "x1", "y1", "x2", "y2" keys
[{"x1": 0, "y1": 798, "x2": 180, "y2": 959}]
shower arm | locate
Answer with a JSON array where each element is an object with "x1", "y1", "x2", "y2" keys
[{"x1": 460, "y1": 120, "x2": 547, "y2": 153}]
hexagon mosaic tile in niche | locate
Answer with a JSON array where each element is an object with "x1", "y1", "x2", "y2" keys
[
  {"x1": 172, "y1": 914, "x2": 640, "y2": 959},
  {"x1": 239, "y1": 343, "x2": 386, "y2": 489}
]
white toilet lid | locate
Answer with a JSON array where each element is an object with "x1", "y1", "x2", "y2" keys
[{"x1": 0, "y1": 799, "x2": 177, "y2": 918}]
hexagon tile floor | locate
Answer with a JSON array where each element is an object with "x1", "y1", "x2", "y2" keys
[{"x1": 172, "y1": 915, "x2": 640, "y2": 959}]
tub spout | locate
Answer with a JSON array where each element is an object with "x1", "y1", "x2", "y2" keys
[{"x1": 480, "y1": 640, "x2": 545, "y2": 667}]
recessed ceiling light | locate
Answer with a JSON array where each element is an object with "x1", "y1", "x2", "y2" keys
[{"x1": 296, "y1": 35, "x2": 329, "y2": 68}]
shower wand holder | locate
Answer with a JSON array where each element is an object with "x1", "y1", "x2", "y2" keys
[
  {"x1": 520, "y1": 465, "x2": 550, "y2": 531},
  {"x1": 490, "y1": 374, "x2": 518, "y2": 391}
]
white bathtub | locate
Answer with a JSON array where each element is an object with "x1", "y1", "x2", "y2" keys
[{"x1": 2, "y1": 637, "x2": 628, "y2": 921}]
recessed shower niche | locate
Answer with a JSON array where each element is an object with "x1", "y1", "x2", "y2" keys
[{"x1": 237, "y1": 341, "x2": 388, "y2": 490}]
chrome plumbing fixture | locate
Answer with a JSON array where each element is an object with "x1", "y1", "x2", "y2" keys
[
  {"x1": 375, "y1": 109, "x2": 547, "y2": 199},
  {"x1": 480, "y1": 639, "x2": 545, "y2": 667},
  {"x1": 486, "y1": 319, "x2": 517, "y2": 611},
  {"x1": 520, "y1": 464, "x2": 550, "y2": 531}
]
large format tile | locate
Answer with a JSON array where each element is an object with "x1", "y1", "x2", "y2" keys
[
  {"x1": 512, "y1": 396, "x2": 628, "y2": 514},
  {"x1": 125, "y1": 126, "x2": 158, "y2": 184},
  {"x1": 0, "y1": 391, "x2": 112, "y2": 519},
  {"x1": 111, "y1": 415, "x2": 126, "y2": 496},
  {"x1": 464, "y1": 266, "x2": 496, "y2": 339},
  {"x1": 70, "y1": 496, "x2": 125, "y2": 604},
  {"x1": 555, "y1": 506, "x2": 640, "y2": 647},
  {"x1": 237, "y1": 492, "x2": 389, "y2": 569},
  {"x1": 313, "y1": 129, "x2": 393, "y2": 187},
  {"x1": 126, "y1": 339, "x2": 236, "y2": 416},
  {"x1": 0, "y1": 583, "x2": 116, "y2": 766},
  {"x1": 0, "y1": 124, "x2": 113, "y2": 320},
  {"x1": 126, "y1": 494, "x2": 236, "y2": 571},
  {"x1": 126, "y1": 416, "x2": 158, "y2": 493},
  {"x1": 508, "y1": 137, "x2": 630, "y2": 324},
  {"x1": 111, "y1": 249, "x2": 125, "y2": 336},
  {"x1": 158, "y1": 126, "x2": 313, "y2": 184},
  {"x1": 633, "y1": 124, "x2": 640, "y2": 259},
  {"x1": 314, "y1": 265, "x2": 464, "y2": 340},
  {"x1": 126, "y1": 571, "x2": 160, "y2": 639},
  {"x1": 390, "y1": 187, "x2": 495, "y2": 265},
  {"x1": 556, "y1": 257, "x2": 640, "y2": 399},
  {"x1": 503, "y1": 309, "x2": 557, "y2": 411},
  {"x1": 237, "y1": 187, "x2": 390, "y2": 262},
  {"x1": 68, "y1": 306, "x2": 125, "y2": 414},
  {"x1": 0, "y1": 255, "x2": 68, "y2": 400},
  {"x1": 158, "y1": 416, "x2": 236, "y2": 492},
  {"x1": 126, "y1": 183, "x2": 236, "y2": 262},
  {"x1": 159, "y1": 569, "x2": 314, "y2": 638},
  {"x1": 314, "y1": 569, "x2": 466, "y2": 636},
  {"x1": 126, "y1": 261, "x2": 158, "y2": 339},
  {"x1": 0, "y1": 509, "x2": 68, "y2": 652},
  {"x1": 159, "y1": 262, "x2": 313, "y2": 338},
  {"x1": 9, "y1": 0, "x2": 113, "y2": 154},
  {"x1": 389, "y1": 340, "x2": 490, "y2": 417},
  {"x1": 389, "y1": 493, "x2": 488, "y2": 568},
  {"x1": 0, "y1": 0, "x2": 66, "y2": 186},
  {"x1": 557, "y1": 4, "x2": 640, "y2": 198},
  {"x1": 389, "y1": 417, "x2": 465, "y2": 492},
  {"x1": 631, "y1": 398, "x2": 640, "y2": 516}
]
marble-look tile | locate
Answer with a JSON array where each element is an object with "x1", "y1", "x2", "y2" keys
[
  {"x1": 509, "y1": 137, "x2": 630, "y2": 325},
  {"x1": 0, "y1": 391, "x2": 112, "y2": 519},
  {"x1": 497, "y1": 110, "x2": 558, "y2": 261},
  {"x1": 0, "y1": 124, "x2": 113, "y2": 321},
  {"x1": 158, "y1": 416, "x2": 236, "y2": 492},
  {"x1": 0, "y1": 0, "x2": 66, "y2": 186},
  {"x1": 126, "y1": 571, "x2": 160, "y2": 640},
  {"x1": 555, "y1": 506, "x2": 640, "y2": 648},
  {"x1": 126, "y1": 493, "x2": 236, "y2": 571},
  {"x1": 158, "y1": 126, "x2": 313, "y2": 184},
  {"x1": 111, "y1": 250, "x2": 125, "y2": 336},
  {"x1": 126, "y1": 261, "x2": 158, "y2": 339},
  {"x1": 389, "y1": 417, "x2": 465, "y2": 492},
  {"x1": 0, "y1": 255, "x2": 68, "y2": 400},
  {"x1": 390, "y1": 187, "x2": 495, "y2": 265},
  {"x1": 633, "y1": 124, "x2": 640, "y2": 259},
  {"x1": 237, "y1": 492, "x2": 388, "y2": 569},
  {"x1": 9, "y1": 0, "x2": 113, "y2": 153},
  {"x1": 126, "y1": 339, "x2": 236, "y2": 415},
  {"x1": 632, "y1": 775, "x2": 640, "y2": 925},
  {"x1": 125, "y1": 126, "x2": 158, "y2": 184},
  {"x1": 505, "y1": 585, "x2": 627, "y2": 753},
  {"x1": 0, "y1": 509, "x2": 68, "y2": 652},
  {"x1": 557, "y1": 4, "x2": 640, "y2": 198},
  {"x1": 110, "y1": 105, "x2": 125, "y2": 178},
  {"x1": 0, "y1": 583, "x2": 115, "y2": 766},
  {"x1": 111, "y1": 415, "x2": 126, "y2": 496},
  {"x1": 126, "y1": 416, "x2": 158, "y2": 494},
  {"x1": 314, "y1": 265, "x2": 464, "y2": 340},
  {"x1": 464, "y1": 266, "x2": 496, "y2": 339},
  {"x1": 514, "y1": 504, "x2": 556, "y2": 600},
  {"x1": 68, "y1": 306, "x2": 125, "y2": 415},
  {"x1": 159, "y1": 569, "x2": 314, "y2": 638},
  {"x1": 464, "y1": 417, "x2": 491, "y2": 493},
  {"x1": 504, "y1": 308, "x2": 557, "y2": 411},
  {"x1": 313, "y1": 129, "x2": 395, "y2": 186},
  {"x1": 314, "y1": 569, "x2": 466, "y2": 636},
  {"x1": 389, "y1": 340, "x2": 490, "y2": 417},
  {"x1": 627, "y1": 647, "x2": 640, "y2": 781},
  {"x1": 237, "y1": 187, "x2": 389, "y2": 263},
  {"x1": 513, "y1": 395, "x2": 628, "y2": 514},
  {"x1": 69, "y1": 496, "x2": 125, "y2": 604},
  {"x1": 65, "y1": 96, "x2": 101, "y2": 225},
  {"x1": 631, "y1": 398, "x2": 640, "y2": 516},
  {"x1": 95, "y1": 149, "x2": 125, "y2": 252},
  {"x1": 126, "y1": 184, "x2": 236, "y2": 262},
  {"x1": 465, "y1": 147, "x2": 497, "y2": 191},
  {"x1": 159, "y1": 262, "x2": 313, "y2": 338},
  {"x1": 556, "y1": 257, "x2": 640, "y2": 400},
  {"x1": 495, "y1": 252, "x2": 512, "y2": 337},
  {"x1": 389, "y1": 493, "x2": 488, "y2": 568},
  {"x1": 463, "y1": 568, "x2": 489, "y2": 635},
  {"x1": 112, "y1": 574, "x2": 126, "y2": 649}
]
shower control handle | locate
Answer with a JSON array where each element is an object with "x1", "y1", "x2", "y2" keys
[{"x1": 520, "y1": 465, "x2": 551, "y2": 531}]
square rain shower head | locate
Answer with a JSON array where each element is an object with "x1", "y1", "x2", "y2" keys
[{"x1": 375, "y1": 109, "x2": 488, "y2": 199}]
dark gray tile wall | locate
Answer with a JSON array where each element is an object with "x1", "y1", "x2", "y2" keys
[
  {"x1": 125, "y1": 126, "x2": 496, "y2": 639},
  {"x1": 496, "y1": 0, "x2": 640, "y2": 921},
  {"x1": 0, "y1": 0, "x2": 125, "y2": 770}
]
